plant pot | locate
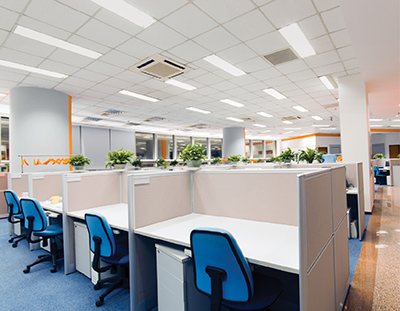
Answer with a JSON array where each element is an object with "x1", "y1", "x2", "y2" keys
[
  {"x1": 73, "y1": 165, "x2": 84, "y2": 171},
  {"x1": 187, "y1": 160, "x2": 202, "y2": 167},
  {"x1": 113, "y1": 164, "x2": 126, "y2": 170}
]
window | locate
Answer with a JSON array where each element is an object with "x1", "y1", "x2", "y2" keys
[
  {"x1": 194, "y1": 137, "x2": 208, "y2": 157},
  {"x1": 135, "y1": 132, "x2": 154, "y2": 159},
  {"x1": 176, "y1": 136, "x2": 191, "y2": 158},
  {"x1": 157, "y1": 134, "x2": 173, "y2": 160},
  {"x1": 210, "y1": 138, "x2": 222, "y2": 158},
  {"x1": 1, "y1": 117, "x2": 9, "y2": 161},
  {"x1": 252, "y1": 140, "x2": 263, "y2": 158},
  {"x1": 245, "y1": 139, "x2": 250, "y2": 157}
]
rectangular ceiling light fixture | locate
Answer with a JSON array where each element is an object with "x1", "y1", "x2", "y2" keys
[
  {"x1": 293, "y1": 105, "x2": 308, "y2": 112},
  {"x1": 90, "y1": 0, "x2": 156, "y2": 28},
  {"x1": 370, "y1": 119, "x2": 383, "y2": 121},
  {"x1": 319, "y1": 75, "x2": 338, "y2": 90},
  {"x1": 186, "y1": 107, "x2": 211, "y2": 114},
  {"x1": 263, "y1": 88, "x2": 286, "y2": 99},
  {"x1": 0, "y1": 59, "x2": 67, "y2": 79},
  {"x1": 284, "y1": 131, "x2": 294, "y2": 134},
  {"x1": 312, "y1": 124, "x2": 330, "y2": 127},
  {"x1": 284, "y1": 128, "x2": 301, "y2": 130},
  {"x1": 14, "y1": 25, "x2": 102, "y2": 59},
  {"x1": 370, "y1": 125, "x2": 383, "y2": 127},
  {"x1": 119, "y1": 90, "x2": 159, "y2": 102},
  {"x1": 254, "y1": 124, "x2": 266, "y2": 128},
  {"x1": 226, "y1": 117, "x2": 244, "y2": 123},
  {"x1": 282, "y1": 120, "x2": 293, "y2": 124},
  {"x1": 165, "y1": 79, "x2": 196, "y2": 90},
  {"x1": 220, "y1": 99, "x2": 244, "y2": 107},
  {"x1": 203, "y1": 55, "x2": 246, "y2": 77},
  {"x1": 312, "y1": 115, "x2": 323, "y2": 120},
  {"x1": 257, "y1": 112, "x2": 273, "y2": 118},
  {"x1": 279, "y1": 23, "x2": 316, "y2": 58},
  {"x1": 0, "y1": 93, "x2": 6, "y2": 97}
]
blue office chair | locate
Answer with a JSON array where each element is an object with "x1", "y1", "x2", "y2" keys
[
  {"x1": 4, "y1": 190, "x2": 27, "y2": 248},
  {"x1": 20, "y1": 198, "x2": 63, "y2": 273},
  {"x1": 191, "y1": 228, "x2": 282, "y2": 311},
  {"x1": 374, "y1": 166, "x2": 387, "y2": 185},
  {"x1": 85, "y1": 212, "x2": 129, "y2": 307}
]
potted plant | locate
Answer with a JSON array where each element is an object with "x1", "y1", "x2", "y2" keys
[
  {"x1": 69, "y1": 154, "x2": 91, "y2": 170},
  {"x1": 297, "y1": 147, "x2": 324, "y2": 164},
  {"x1": 211, "y1": 157, "x2": 222, "y2": 165},
  {"x1": 105, "y1": 148, "x2": 134, "y2": 169},
  {"x1": 242, "y1": 156, "x2": 250, "y2": 164},
  {"x1": 179, "y1": 143, "x2": 207, "y2": 167},
  {"x1": 170, "y1": 159, "x2": 179, "y2": 167},
  {"x1": 373, "y1": 153, "x2": 385, "y2": 159},
  {"x1": 227, "y1": 154, "x2": 242, "y2": 164},
  {"x1": 156, "y1": 158, "x2": 167, "y2": 168},
  {"x1": 132, "y1": 159, "x2": 143, "y2": 169},
  {"x1": 257, "y1": 158, "x2": 264, "y2": 163},
  {"x1": 278, "y1": 148, "x2": 296, "y2": 163}
]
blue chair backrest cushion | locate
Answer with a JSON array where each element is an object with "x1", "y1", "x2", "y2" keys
[
  {"x1": 85, "y1": 212, "x2": 115, "y2": 258},
  {"x1": 191, "y1": 228, "x2": 254, "y2": 303},
  {"x1": 4, "y1": 190, "x2": 21, "y2": 215},
  {"x1": 20, "y1": 198, "x2": 47, "y2": 231}
]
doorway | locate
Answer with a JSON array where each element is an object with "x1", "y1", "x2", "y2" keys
[{"x1": 389, "y1": 145, "x2": 400, "y2": 158}]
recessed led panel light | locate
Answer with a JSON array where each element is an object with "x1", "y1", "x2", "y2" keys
[
  {"x1": 90, "y1": 0, "x2": 156, "y2": 28},
  {"x1": 263, "y1": 88, "x2": 286, "y2": 100},
  {"x1": 392, "y1": 119, "x2": 400, "y2": 121},
  {"x1": 312, "y1": 116, "x2": 323, "y2": 120},
  {"x1": 391, "y1": 125, "x2": 400, "y2": 127},
  {"x1": 370, "y1": 119, "x2": 383, "y2": 121},
  {"x1": 319, "y1": 75, "x2": 337, "y2": 90},
  {"x1": 321, "y1": 128, "x2": 337, "y2": 130},
  {"x1": 226, "y1": 117, "x2": 244, "y2": 123},
  {"x1": 279, "y1": 23, "x2": 316, "y2": 58},
  {"x1": 257, "y1": 112, "x2": 273, "y2": 118},
  {"x1": 284, "y1": 128, "x2": 301, "y2": 130},
  {"x1": 220, "y1": 99, "x2": 244, "y2": 107},
  {"x1": 0, "y1": 59, "x2": 67, "y2": 79},
  {"x1": 263, "y1": 130, "x2": 272, "y2": 133},
  {"x1": 186, "y1": 107, "x2": 211, "y2": 114},
  {"x1": 370, "y1": 125, "x2": 383, "y2": 127},
  {"x1": 165, "y1": 79, "x2": 196, "y2": 91},
  {"x1": 119, "y1": 90, "x2": 159, "y2": 102},
  {"x1": 254, "y1": 124, "x2": 266, "y2": 128},
  {"x1": 312, "y1": 124, "x2": 330, "y2": 127},
  {"x1": 0, "y1": 93, "x2": 6, "y2": 98},
  {"x1": 284, "y1": 131, "x2": 294, "y2": 134},
  {"x1": 203, "y1": 55, "x2": 246, "y2": 77},
  {"x1": 14, "y1": 25, "x2": 102, "y2": 59},
  {"x1": 282, "y1": 120, "x2": 293, "y2": 124},
  {"x1": 293, "y1": 105, "x2": 308, "y2": 112}
]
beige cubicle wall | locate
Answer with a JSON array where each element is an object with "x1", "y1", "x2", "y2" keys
[
  {"x1": 7, "y1": 173, "x2": 29, "y2": 196},
  {"x1": 28, "y1": 172, "x2": 64, "y2": 201},
  {"x1": 0, "y1": 173, "x2": 8, "y2": 218},
  {"x1": 388, "y1": 159, "x2": 400, "y2": 185},
  {"x1": 128, "y1": 167, "x2": 349, "y2": 311}
]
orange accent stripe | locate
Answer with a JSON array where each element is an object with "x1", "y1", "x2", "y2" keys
[
  {"x1": 69, "y1": 96, "x2": 72, "y2": 171},
  {"x1": 161, "y1": 140, "x2": 167, "y2": 159},
  {"x1": 265, "y1": 141, "x2": 273, "y2": 144},
  {"x1": 371, "y1": 129, "x2": 400, "y2": 133},
  {"x1": 281, "y1": 133, "x2": 340, "y2": 142}
]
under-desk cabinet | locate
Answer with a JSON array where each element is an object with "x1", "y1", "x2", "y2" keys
[
  {"x1": 156, "y1": 244, "x2": 209, "y2": 311},
  {"x1": 74, "y1": 221, "x2": 91, "y2": 278}
]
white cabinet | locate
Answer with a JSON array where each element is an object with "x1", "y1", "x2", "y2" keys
[{"x1": 74, "y1": 222, "x2": 91, "y2": 278}]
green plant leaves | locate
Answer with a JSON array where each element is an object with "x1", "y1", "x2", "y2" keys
[
  {"x1": 105, "y1": 148, "x2": 134, "y2": 168},
  {"x1": 69, "y1": 154, "x2": 91, "y2": 166},
  {"x1": 179, "y1": 143, "x2": 207, "y2": 162}
]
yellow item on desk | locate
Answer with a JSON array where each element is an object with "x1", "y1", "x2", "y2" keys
[{"x1": 51, "y1": 196, "x2": 59, "y2": 204}]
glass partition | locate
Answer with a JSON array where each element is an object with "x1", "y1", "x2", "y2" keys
[
  {"x1": 210, "y1": 138, "x2": 222, "y2": 158},
  {"x1": 135, "y1": 132, "x2": 154, "y2": 159},
  {"x1": 157, "y1": 134, "x2": 173, "y2": 160},
  {"x1": 1, "y1": 117, "x2": 9, "y2": 161},
  {"x1": 194, "y1": 137, "x2": 208, "y2": 157},
  {"x1": 252, "y1": 140, "x2": 264, "y2": 158},
  {"x1": 176, "y1": 136, "x2": 191, "y2": 158}
]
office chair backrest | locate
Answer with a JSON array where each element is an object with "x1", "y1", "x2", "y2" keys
[
  {"x1": 4, "y1": 190, "x2": 21, "y2": 215},
  {"x1": 374, "y1": 166, "x2": 379, "y2": 176},
  {"x1": 85, "y1": 212, "x2": 115, "y2": 258},
  {"x1": 20, "y1": 198, "x2": 47, "y2": 231},
  {"x1": 191, "y1": 228, "x2": 254, "y2": 303}
]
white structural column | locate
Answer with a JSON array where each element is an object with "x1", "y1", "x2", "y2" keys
[
  {"x1": 339, "y1": 75, "x2": 374, "y2": 212},
  {"x1": 10, "y1": 87, "x2": 71, "y2": 173},
  {"x1": 223, "y1": 127, "x2": 245, "y2": 157}
]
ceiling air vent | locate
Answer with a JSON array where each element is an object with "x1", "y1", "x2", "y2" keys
[
  {"x1": 101, "y1": 109, "x2": 125, "y2": 117},
  {"x1": 282, "y1": 116, "x2": 302, "y2": 121},
  {"x1": 82, "y1": 117, "x2": 101, "y2": 122},
  {"x1": 144, "y1": 116, "x2": 166, "y2": 122},
  {"x1": 130, "y1": 54, "x2": 192, "y2": 81},
  {"x1": 190, "y1": 123, "x2": 210, "y2": 129},
  {"x1": 123, "y1": 122, "x2": 141, "y2": 127},
  {"x1": 323, "y1": 103, "x2": 339, "y2": 109},
  {"x1": 263, "y1": 48, "x2": 298, "y2": 66}
]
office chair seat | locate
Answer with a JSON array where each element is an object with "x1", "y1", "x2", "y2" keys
[
  {"x1": 34, "y1": 224, "x2": 63, "y2": 237},
  {"x1": 4, "y1": 190, "x2": 27, "y2": 248}
]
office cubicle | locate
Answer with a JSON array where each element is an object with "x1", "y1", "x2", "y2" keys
[{"x1": 128, "y1": 167, "x2": 349, "y2": 311}]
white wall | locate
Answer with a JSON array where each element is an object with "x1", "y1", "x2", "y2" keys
[
  {"x1": 281, "y1": 135, "x2": 316, "y2": 152},
  {"x1": 371, "y1": 133, "x2": 400, "y2": 158},
  {"x1": 315, "y1": 135, "x2": 341, "y2": 152}
]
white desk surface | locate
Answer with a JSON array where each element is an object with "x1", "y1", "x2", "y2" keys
[
  {"x1": 41, "y1": 200, "x2": 63, "y2": 213},
  {"x1": 67, "y1": 203, "x2": 128, "y2": 231},
  {"x1": 346, "y1": 187, "x2": 358, "y2": 195},
  {"x1": 135, "y1": 213, "x2": 299, "y2": 274}
]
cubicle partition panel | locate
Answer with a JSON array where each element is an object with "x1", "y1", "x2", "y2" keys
[
  {"x1": 29, "y1": 172, "x2": 63, "y2": 202},
  {"x1": 298, "y1": 169, "x2": 348, "y2": 311},
  {"x1": 193, "y1": 170, "x2": 299, "y2": 226},
  {"x1": 331, "y1": 167, "x2": 347, "y2": 231},
  {"x1": 389, "y1": 159, "x2": 400, "y2": 185},
  {"x1": 8, "y1": 173, "x2": 29, "y2": 196},
  {"x1": 0, "y1": 173, "x2": 8, "y2": 218}
]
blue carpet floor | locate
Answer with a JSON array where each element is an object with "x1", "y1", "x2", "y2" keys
[{"x1": 0, "y1": 219, "x2": 130, "y2": 311}]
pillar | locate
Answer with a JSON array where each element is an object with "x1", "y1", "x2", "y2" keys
[
  {"x1": 339, "y1": 74, "x2": 374, "y2": 212},
  {"x1": 222, "y1": 127, "x2": 245, "y2": 158},
  {"x1": 10, "y1": 87, "x2": 71, "y2": 173}
]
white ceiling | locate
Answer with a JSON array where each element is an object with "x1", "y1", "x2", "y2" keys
[{"x1": 0, "y1": 0, "x2": 398, "y2": 139}]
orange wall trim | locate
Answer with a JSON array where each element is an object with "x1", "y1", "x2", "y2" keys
[
  {"x1": 68, "y1": 95, "x2": 72, "y2": 171},
  {"x1": 281, "y1": 133, "x2": 340, "y2": 142},
  {"x1": 371, "y1": 129, "x2": 400, "y2": 133},
  {"x1": 161, "y1": 140, "x2": 167, "y2": 159}
]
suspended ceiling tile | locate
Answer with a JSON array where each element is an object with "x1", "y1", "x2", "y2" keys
[
  {"x1": 0, "y1": 29, "x2": 7, "y2": 45},
  {"x1": 0, "y1": 7, "x2": 19, "y2": 31},
  {"x1": 132, "y1": 0, "x2": 188, "y2": 20},
  {"x1": 211, "y1": 80, "x2": 238, "y2": 92},
  {"x1": 311, "y1": 35, "x2": 335, "y2": 54},
  {"x1": 4, "y1": 34, "x2": 56, "y2": 58},
  {"x1": 193, "y1": 0, "x2": 255, "y2": 24},
  {"x1": 63, "y1": 76, "x2": 98, "y2": 89},
  {"x1": 74, "y1": 69, "x2": 110, "y2": 84},
  {"x1": 76, "y1": 19, "x2": 131, "y2": 48},
  {"x1": 162, "y1": 3, "x2": 218, "y2": 39},
  {"x1": 286, "y1": 69, "x2": 317, "y2": 82},
  {"x1": 230, "y1": 74, "x2": 260, "y2": 87},
  {"x1": 337, "y1": 46, "x2": 356, "y2": 61},
  {"x1": 0, "y1": 47, "x2": 44, "y2": 66},
  {"x1": 0, "y1": 68, "x2": 28, "y2": 83},
  {"x1": 94, "y1": 9, "x2": 143, "y2": 36},
  {"x1": 57, "y1": 0, "x2": 99, "y2": 15},
  {"x1": 313, "y1": 62, "x2": 345, "y2": 76},
  {"x1": 99, "y1": 50, "x2": 139, "y2": 69},
  {"x1": 17, "y1": 16, "x2": 71, "y2": 40},
  {"x1": 24, "y1": 0, "x2": 90, "y2": 33},
  {"x1": 299, "y1": 15, "x2": 327, "y2": 40},
  {"x1": 169, "y1": 40, "x2": 211, "y2": 62},
  {"x1": 237, "y1": 57, "x2": 271, "y2": 73},
  {"x1": 193, "y1": 72, "x2": 224, "y2": 86},
  {"x1": 223, "y1": 9, "x2": 275, "y2": 42},
  {"x1": 90, "y1": 83, "x2": 121, "y2": 95},
  {"x1": 275, "y1": 59, "x2": 309, "y2": 75},
  {"x1": 114, "y1": 70, "x2": 149, "y2": 84},
  {"x1": 242, "y1": 81, "x2": 269, "y2": 92},
  {"x1": 39, "y1": 59, "x2": 80, "y2": 75},
  {"x1": 343, "y1": 58, "x2": 359, "y2": 70},
  {"x1": 193, "y1": 26, "x2": 241, "y2": 53},
  {"x1": 55, "y1": 84, "x2": 86, "y2": 95},
  {"x1": 321, "y1": 7, "x2": 347, "y2": 33},
  {"x1": 21, "y1": 75, "x2": 59, "y2": 89},
  {"x1": 251, "y1": 67, "x2": 282, "y2": 81},
  {"x1": 330, "y1": 29, "x2": 352, "y2": 49},
  {"x1": 68, "y1": 34, "x2": 111, "y2": 55},
  {"x1": 193, "y1": 86, "x2": 220, "y2": 96},
  {"x1": 313, "y1": 0, "x2": 340, "y2": 12},
  {"x1": 265, "y1": 76, "x2": 292, "y2": 87},
  {"x1": 85, "y1": 60, "x2": 125, "y2": 76},
  {"x1": 295, "y1": 78, "x2": 322, "y2": 88},
  {"x1": 260, "y1": 0, "x2": 316, "y2": 28},
  {"x1": 48, "y1": 49, "x2": 95, "y2": 68},
  {"x1": 182, "y1": 67, "x2": 208, "y2": 79},
  {"x1": 218, "y1": 43, "x2": 258, "y2": 64},
  {"x1": 116, "y1": 37, "x2": 161, "y2": 60},
  {"x1": 275, "y1": 83, "x2": 301, "y2": 92},
  {"x1": 305, "y1": 50, "x2": 340, "y2": 68},
  {"x1": 246, "y1": 30, "x2": 289, "y2": 56},
  {"x1": 102, "y1": 77, "x2": 132, "y2": 89},
  {"x1": 0, "y1": 0, "x2": 29, "y2": 12}
]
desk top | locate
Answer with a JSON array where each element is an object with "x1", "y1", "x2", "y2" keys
[
  {"x1": 135, "y1": 213, "x2": 299, "y2": 274},
  {"x1": 41, "y1": 200, "x2": 63, "y2": 213},
  {"x1": 67, "y1": 203, "x2": 128, "y2": 231}
]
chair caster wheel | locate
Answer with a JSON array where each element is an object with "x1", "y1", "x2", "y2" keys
[
  {"x1": 94, "y1": 283, "x2": 102, "y2": 290},
  {"x1": 50, "y1": 266, "x2": 57, "y2": 273},
  {"x1": 96, "y1": 298, "x2": 104, "y2": 307},
  {"x1": 8, "y1": 238, "x2": 13, "y2": 243},
  {"x1": 23, "y1": 267, "x2": 30, "y2": 274},
  {"x1": 12, "y1": 243, "x2": 17, "y2": 248}
]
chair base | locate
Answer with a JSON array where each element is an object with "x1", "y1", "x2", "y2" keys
[
  {"x1": 8, "y1": 233, "x2": 27, "y2": 248},
  {"x1": 23, "y1": 238, "x2": 63, "y2": 274}
]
